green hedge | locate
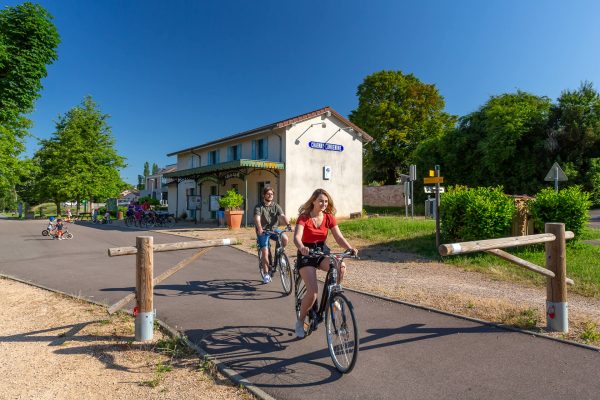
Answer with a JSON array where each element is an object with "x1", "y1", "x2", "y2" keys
[
  {"x1": 529, "y1": 186, "x2": 591, "y2": 237},
  {"x1": 441, "y1": 186, "x2": 516, "y2": 241}
]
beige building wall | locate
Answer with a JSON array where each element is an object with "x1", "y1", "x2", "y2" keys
[{"x1": 283, "y1": 115, "x2": 364, "y2": 219}]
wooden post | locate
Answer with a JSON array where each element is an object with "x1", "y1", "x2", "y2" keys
[
  {"x1": 545, "y1": 223, "x2": 568, "y2": 333},
  {"x1": 434, "y1": 167, "x2": 441, "y2": 249},
  {"x1": 135, "y1": 236, "x2": 154, "y2": 341}
]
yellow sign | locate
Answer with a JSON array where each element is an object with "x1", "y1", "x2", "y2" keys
[
  {"x1": 429, "y1": 170, "x2": 435, "y2": 177},
  {"x1": 424, "y1": 176, "x2": 444, "y2": 184}
]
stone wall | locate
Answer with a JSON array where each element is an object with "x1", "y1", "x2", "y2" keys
[{"x1": 363, "y1": 185, "x2": 406, "y2": 207}]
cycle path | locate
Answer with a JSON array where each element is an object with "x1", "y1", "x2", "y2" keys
[
  {"x1": 154, "y1": 245, "x2": 600, "y2": 400},
  {"x1": 2, "y1": 218, "x2": 600, "y2": 399}
]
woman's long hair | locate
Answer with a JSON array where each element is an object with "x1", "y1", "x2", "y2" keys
[{"x1": 298, "y1": 188, "x2": 336, "y2": 216}]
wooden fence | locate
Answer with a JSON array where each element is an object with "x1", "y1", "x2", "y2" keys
[{"x1": 439, "y1": 223, "x2": 573, "y2": 333}]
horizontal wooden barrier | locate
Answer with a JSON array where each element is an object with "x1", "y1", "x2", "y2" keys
[
  {"x1": 108, "y1": 238, "x2": 239, "y2": 257},
  {"x1": 439, "y1": 231, "x2": 574, "y2": 256}
]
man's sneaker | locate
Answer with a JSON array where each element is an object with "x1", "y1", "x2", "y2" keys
[
  {"x1": 263, "y1": 274, "x2": 271, "y2": 284},
  {"x1": 295, "y1": 319, "x2": 305, "y2": 338}
]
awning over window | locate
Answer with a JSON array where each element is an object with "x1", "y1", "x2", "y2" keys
[{"x1": 163, "y1": 159, "x2": 285, "y2": 180}]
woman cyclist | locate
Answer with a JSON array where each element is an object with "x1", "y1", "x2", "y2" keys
[{"x1": 293, "y1": 188, "x2": 358, "y2": 338}]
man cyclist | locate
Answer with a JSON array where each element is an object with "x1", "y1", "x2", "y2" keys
[{"x1": 254, "y1": 186, "x2": 291, "y2": 284}]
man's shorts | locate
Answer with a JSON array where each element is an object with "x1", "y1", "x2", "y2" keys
[{"x1": 257, "y1": 231, "x2": 281, "y2": 249}]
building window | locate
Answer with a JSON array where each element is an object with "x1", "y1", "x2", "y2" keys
[
  {"x1": 252, "y1": 138, "x2": 268, "y2": 160},
  {"x1": 228, "y1": 144, "x2": 241, "y2": 161},
  {"x1": 189, "y1": 154, "x2": 199, "y2": 168},
  {"x1": 208, "y1": 150, "x2": 220, "y2": 165}
]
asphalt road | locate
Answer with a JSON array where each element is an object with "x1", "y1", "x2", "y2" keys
[{"x1": 1, "y1": 218, "x2": 600, "y2": 400}]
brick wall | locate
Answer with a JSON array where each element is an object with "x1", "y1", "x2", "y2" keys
[{"x1": 363, "y1": 185, "x2": 406, "y2": 207}]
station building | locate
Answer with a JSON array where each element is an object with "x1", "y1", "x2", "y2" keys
[{"x1": 164, "y1": 106, "x2": 372, "y2": 225}]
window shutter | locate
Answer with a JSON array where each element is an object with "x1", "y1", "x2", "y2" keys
[
  {"x1": 216, "y1": 150, "x2": 220, "y2": 164},
  {"x1": 252, "y1": 140, "x2": 256, "y2": 159},
  {"x1": 264, "y1": 138, "x2": 269, "y2": 159},
  {"x1": 227, "y1": 147, "x2": 232, "y2": 161},
  {"x1": 237, "y1": 144, "x2": 242, "y2": 160}
]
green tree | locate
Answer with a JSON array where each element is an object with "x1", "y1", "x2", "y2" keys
[
  {"x1": 0, "y1": 2, "x2": 59, "y2": 193},
  {"x1": 428, "y1": 91, "x2": 552, "y2": 194},
  {"x1": 143, "y1": 161, "x2": 150, "y2": 177},
  {"x1": 349, "y1": 70, "x2": 456, "y2": 184},
  {"x1": 152, "y1": 163, "x2": 159, "y2": 175},
  {"x1": 547, "y1": 82, "x2": 600, "y2": 205},
  {"x1": 137, "y1": 174, "x2": 145, "y2": 190},
  {"x1": 34, "y1": 96, "x2": 126, "y2": 215}
]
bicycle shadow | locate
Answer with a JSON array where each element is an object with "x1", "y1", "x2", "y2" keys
[
  {"x1": 101, "y1": 278, "x2": 288, "y2": 301},
  {"x1": 185, "y1": 321, "x2": 502, "y2": 389}
]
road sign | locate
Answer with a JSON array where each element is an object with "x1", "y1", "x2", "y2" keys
[
  {"x1": 544, "y1": 162, "x2": 568, "y2": 182},
  {"x1": 424, "y1": 176, "x2": 444, "y2": 184},
  {"x1": 424, "y1": 186, "x2": 445, "y2": 193}
]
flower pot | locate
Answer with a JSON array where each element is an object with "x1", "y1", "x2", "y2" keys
[{"x1": 225, "y1": 210, "x2": 244, "y2": 229}]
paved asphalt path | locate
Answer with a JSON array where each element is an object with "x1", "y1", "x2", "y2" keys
[{"x1": 2, "y1": 218, "x2": 600, "y2": 400}]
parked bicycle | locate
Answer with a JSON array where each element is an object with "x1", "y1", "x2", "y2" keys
[
  {"x1": 294, "y1": 249, "x2": 359, "y2": 373},
  {"x1": 258, "y1": 226, "x2": 293, "y2": 295}
]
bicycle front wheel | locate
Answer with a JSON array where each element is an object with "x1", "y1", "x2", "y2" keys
[
  {"x1": 278, "y1": 253, "x2": 292, "y2": 296},
  {"x1": 325, "y1": 293, "x2": 359, "y2": 373}
]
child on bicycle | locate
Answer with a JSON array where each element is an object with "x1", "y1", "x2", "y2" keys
[
  {"x1": 47, "y1": 216, "x2": 56, "y2": 236},
  {"x1": 293, "y1": 188, "x2": 358, "y2": 338},
  {"x1": 254, "y1": 186, "x2": 291, "y2": 284},
  {"x1": 55, "y1": 218, "x2": 64, "y2": 240}
]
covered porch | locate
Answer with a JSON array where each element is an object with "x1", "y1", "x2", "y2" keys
[{"x1": 164, "y1": 159, "x2": 285, "y2": 227}]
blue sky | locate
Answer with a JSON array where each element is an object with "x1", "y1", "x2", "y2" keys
[{"x1": 8, "y1": 0, "x2": 600, "y2": 184}]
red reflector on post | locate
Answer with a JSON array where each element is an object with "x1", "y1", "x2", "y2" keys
[{"x1": 133, "y1": 306, "x2": 139, "y2": 317}]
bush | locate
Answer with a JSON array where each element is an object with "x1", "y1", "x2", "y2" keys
[
  {"x1": 218, "y1": 189, "x2": 244, "y2": 211},
  {"x1": 529, "y1": 186, "x2": 591, "y2": 237},
  {"x1": 441, "y1": 186, "x2": 516, "y2": 241}
]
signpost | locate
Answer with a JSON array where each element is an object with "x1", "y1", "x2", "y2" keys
[
  {"x1": 424, "y1": 166, "x2": 443, "y2": 248},
  {"x1": 544, "y1": 162, "x2": 568, "y2": 192}
]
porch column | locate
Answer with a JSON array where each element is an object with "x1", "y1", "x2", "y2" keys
[{"x1": 244, "y1": 175, "x2": 248, "y2": 228}]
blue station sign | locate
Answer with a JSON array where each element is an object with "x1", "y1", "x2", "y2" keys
[{"x1": 308, "y1": 141, "x2": 344, "y2": 152}]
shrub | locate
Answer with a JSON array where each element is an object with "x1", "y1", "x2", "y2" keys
[
  {"x1": 218, "y1": 189, "x2": 244, "y2": 211},
  {"x1": 441, "y1": 186, "x2": 516, "y2": 241},
  {"x1": 529, "y1": 186, "x2": 591, "y2": 237}
]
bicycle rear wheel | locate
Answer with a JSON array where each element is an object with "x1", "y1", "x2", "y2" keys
[
  {"x1": 278, "y1": 253, "x2": 292, "y2": 296},
  {"x1": 325, "y1": 292, "x2": 359, "y2": 373}
]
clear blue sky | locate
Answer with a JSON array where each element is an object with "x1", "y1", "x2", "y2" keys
[{"x1": 8, "y1": 0, "x2": 600, "y2": 185}]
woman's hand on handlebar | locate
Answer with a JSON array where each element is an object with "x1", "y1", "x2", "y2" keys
[
  {"x1": 346, "y1": 248, "x2": 359, "y2": 257},
  {"x1": 299, "y1": 246, "x2": 310, "y2": 256}
]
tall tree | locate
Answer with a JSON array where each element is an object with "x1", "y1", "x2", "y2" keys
[
  {"x1": 34, "y1": 96, "x2": 126, "y2": 214},
  {"x1": 0, "y1": 2, "x2": 59, "y2": 193},
  {"x1": 137, "y1": 175, "x2": 145, "y2": 190},
  {"x1": 350, "y1": 70, "x2": 456, "y2": 184},
  {"x1": 440, "y1": 91, "x2": 552, "y2": 194},
  {"x1": 152, "y1": 163, "x2": 159, "y2": 175},
  {"x1": 547, "y1": 82, "x2": 600, "y2": 204},
  {"x1": 143, "y1": 161, "x2": 150, "y2": 177}
]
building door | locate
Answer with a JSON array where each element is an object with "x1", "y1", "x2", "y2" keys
[{"x1": 210, "y1": 185, "x2": 218, "y2": 219}]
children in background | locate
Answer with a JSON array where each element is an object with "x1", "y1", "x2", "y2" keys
[
  {"x1": 55, "y1": 218, "x2": 64, "y2": 240},
  {"x1": 92, "y1": 208, "x2": 99, "y2": 223},
  {"x1": 66, "y1": 208, "x2": 73, "y2": 222},
  {"x1": 103, "y1": 210, "x2": 111, "y2": 224},
  {"x1": 47, "y1": 216, "x2": 56, "y2": 236}
]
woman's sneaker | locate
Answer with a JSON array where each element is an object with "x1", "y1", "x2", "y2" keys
[
  {"x1": 295, "y1": 319, "x2": 305, "y2": 338},
  {"x1": 263, "y1": 273, "x2": 271, "y2": 284}
]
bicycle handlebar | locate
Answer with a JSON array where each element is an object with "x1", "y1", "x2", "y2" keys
[
  {"x1": 307, "y1": 248, "x2": 359, "y2": 260},
  {"x1": 262, "y1": 225, "x2": 293, "y2": 235}
]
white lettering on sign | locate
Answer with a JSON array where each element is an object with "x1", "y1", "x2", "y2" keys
[{"x1": 308, "y1": 141, "x2": 344, "y2": 152}]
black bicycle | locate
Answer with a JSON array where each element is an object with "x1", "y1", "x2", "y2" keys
[
  {"x1": 294, "y1": 249, "x2": 359, "y2": 373},
  {"x1": 258, "y1": 226, "x2": 293, "y2": 295}
]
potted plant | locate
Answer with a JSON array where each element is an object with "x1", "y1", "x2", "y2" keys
[{"x1": 218, "y1": 189, "x2": 245, "y2": 229}]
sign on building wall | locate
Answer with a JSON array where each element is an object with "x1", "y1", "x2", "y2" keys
[{"x1": 309, "y1": 141, "x2": 344, "y2": 152}]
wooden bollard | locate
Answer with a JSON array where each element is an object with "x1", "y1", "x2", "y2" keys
[
  {"x1": 545, "y1": 223, "x2": 568, "y2": 333},
  {"x1": 135, "y1": 236, "x2": 154, "y2": 341}
]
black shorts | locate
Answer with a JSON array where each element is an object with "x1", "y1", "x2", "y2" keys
[{"x1": 296, "y1": 242, "x2": 330, "y2": 270}]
